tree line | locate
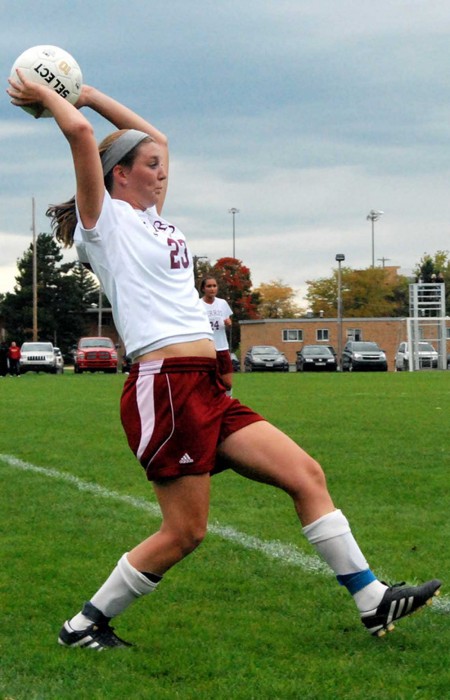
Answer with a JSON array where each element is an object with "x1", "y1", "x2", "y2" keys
[
  {"x1": 305, "y1": 252, "x2": 450, "y2": 318},
  {"x1": 0, "y1": 234, "x2": 100, "y2": 356},
  {"x1": 0, "y1": 233, "x2": 448, "y2": 355}
]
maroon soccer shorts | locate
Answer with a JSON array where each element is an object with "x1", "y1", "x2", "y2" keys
[{"x1": 120, "y1": 357, "x2": 264, "y2": 480}]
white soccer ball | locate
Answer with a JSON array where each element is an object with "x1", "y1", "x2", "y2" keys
[{"x1": 10, "y1": 45, "x2": 83, "y2": 118}]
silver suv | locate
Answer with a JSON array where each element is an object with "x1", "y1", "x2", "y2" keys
[
  {"x1": 20, "y1": 342, "x2": 58, "y2": 374},
  {"x1": 394, "y1": 341, "x2": 438, "y2": 371},
  {"x1": 341, "y1": 341, "x2": 388, "y2": 372}
]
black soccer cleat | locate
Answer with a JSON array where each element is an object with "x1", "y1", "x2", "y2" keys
[
  {"x1": 360, "y1": 579, "x2": 442, "y2": 637},
  {"x1": 58, "y1": 620, "x2": 133, "y2": 650},
  {"x1": 58, "y1": 601, "x2": 133, "y2": 650}
]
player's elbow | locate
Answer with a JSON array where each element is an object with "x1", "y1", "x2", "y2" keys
[{"x1": 64, "y1": 119, "x2": 95, "y2": 146}]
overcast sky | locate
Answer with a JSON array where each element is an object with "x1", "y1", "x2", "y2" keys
[{"x1": 1, "y1": 0, "x2": 450, "y2": 304}]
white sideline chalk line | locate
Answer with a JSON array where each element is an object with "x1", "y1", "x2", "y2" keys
[
  {"x1": 1, "y1": 453, "x2": 448, "y2": 613},
  {"x1": 0, "y1": 453, "x2": 329, "y2": 575}
]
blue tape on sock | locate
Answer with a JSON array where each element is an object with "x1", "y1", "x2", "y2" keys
[{"x1": 336, "y1": 569, "x2": 377, "y2": 594}]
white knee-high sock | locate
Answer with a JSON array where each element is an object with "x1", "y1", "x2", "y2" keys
[
  {"x1": 302, "y1": 509, "x2": 387, "y2": 611},
  {"x1": 69, "y1": 553, "x2": 160, "y2": 629},
  {"x1": 303, "y1": 509, "x2": 369, "y2": 573}
]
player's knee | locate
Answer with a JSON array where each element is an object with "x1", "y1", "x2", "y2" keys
[
  {"x1": 288, "y1": 456, "x2": 328, "y2": 499},
  {"x1": 175, "y1": 523, "x2": 207, "y2": 557},
  {"x1": 305, "y1": 456, "x2": 327, "y2": 492}
]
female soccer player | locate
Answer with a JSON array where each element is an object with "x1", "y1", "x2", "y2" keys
[
  {"x1": 200, "y1": 276, "x2": 234, "y2": 392},
  {"x1": 7, "y1": 71, "x2": 440, "y2": 650}
]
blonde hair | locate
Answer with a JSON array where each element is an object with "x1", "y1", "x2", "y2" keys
[{"x1": 47, "y1": 130, "x2": 153, "y2": 247}]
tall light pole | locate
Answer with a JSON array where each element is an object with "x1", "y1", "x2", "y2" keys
[
  {"x1": 335, "y1": 254, "x2": 345, "y2": 369},
  {"x1": 366, "y1": 210, "x2": 384, "y2": 268},
  {"x1": 228, "y1": 208, "x2": 239, "y2": 258}
]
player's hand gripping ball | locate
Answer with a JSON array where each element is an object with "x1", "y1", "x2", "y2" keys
[{"x1": 9, "y1": 45, "x2": 83, "y2": 118}]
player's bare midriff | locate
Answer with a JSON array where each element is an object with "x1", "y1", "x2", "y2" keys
[{"x1": 136, "y1": 338, "x2": 216, "y2": 363}]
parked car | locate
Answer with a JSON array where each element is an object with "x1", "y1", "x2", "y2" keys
[
  {"x1": 244, "y1": 345, "x2": 289, "y2": 372},
  {"x1": 326, "y1": 345, "x2": 337, "y2": 362},
  {"x1": 73, "y1": 337, "x2": 118, "y2": 374},
  {"x1": 296, "y1": 345, "x2": 337, "y2": 372},
  {"x1": 20, "y1": 341, "x2": 58, "y2": 374},
  {"x1": 394, "y1": 341, "x2": 438, "y2": 371},
  {"x1": 53, "y1": 347, "x2": 64, "y2": 374},
  {"x1": 341, "y1": 341, "x2": 388, "y2": 372},
  {"x1": 230, "y1": 352, "x2": 240, "y2": 372},
  {"x1": 448, "y1": 353, "x2": 450, "y2": 370}
]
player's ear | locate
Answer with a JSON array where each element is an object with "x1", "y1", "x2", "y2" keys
[{"x1": 112, "y1": 164, "x2": 128, "y2": 183}]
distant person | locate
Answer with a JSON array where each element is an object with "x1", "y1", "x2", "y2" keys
[
  {"x1": 200, "y1": 276, "x2": 233, "y2": 393},
  {"x1": 8, "y1": 341, "x2": 21, "y2": 376},
  {"x1": 7, "y1": 69, "x2": 441, "y2": 651},
  {"x1": 0, "y1": 341, "x2": 8, "y2": 376}
]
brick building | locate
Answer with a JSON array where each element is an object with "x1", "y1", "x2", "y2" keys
[{"x1": 239, "y1": 317, "x2": 450, "y2": 371}]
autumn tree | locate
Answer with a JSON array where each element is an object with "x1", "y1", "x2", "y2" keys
[
  {"x1": 306, "y1": 267, "x2": 409, "y2": 318},
  {"x1": 210, "y1": 257, "x2": 261, "y2": 350},
  {"x1": 254, "y1": 279, "x2": 304, "y2": 318}
]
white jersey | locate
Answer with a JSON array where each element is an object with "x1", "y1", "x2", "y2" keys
[
  {"x1": 201, "y1": 297, "x2": 232, "y2": 351},
  {"x1": 74, "y1": 191, "x2": 212, "y2": 359}
]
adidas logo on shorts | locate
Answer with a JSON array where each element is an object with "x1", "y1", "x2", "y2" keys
[{"x1": 179, "y1": 453, "x2": 194, "y2": 464}]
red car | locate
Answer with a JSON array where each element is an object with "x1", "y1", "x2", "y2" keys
[{"x1": 73, "y1": 337, "x2": 118, "y2": 374}]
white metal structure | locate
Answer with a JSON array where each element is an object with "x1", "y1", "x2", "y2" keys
[{"x1": 406, "y1": 283, "x2": 447, "y2": 371}]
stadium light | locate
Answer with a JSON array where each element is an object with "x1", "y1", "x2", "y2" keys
[{"x1": 366, "y1": 210, "x2": 384, "y2": 268}]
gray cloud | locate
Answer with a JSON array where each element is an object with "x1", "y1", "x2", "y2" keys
[{"x1": 1, "y1": 0, "x2": 449, "y2": 300}]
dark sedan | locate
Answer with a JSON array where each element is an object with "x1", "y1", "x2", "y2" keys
[
  {"x1": 244, "y1": 345, "x2": 289, "y2": 372},
  {"x1": 296, "y1": 345, "x2": 337, "y2": 372}
]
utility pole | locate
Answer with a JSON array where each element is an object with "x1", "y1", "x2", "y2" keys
[
  {"x1": 32, "y1": 197, "x2": 38, "y2": 341},
  {"x1": 97, "y1": 285, "x2": 103, "y2": 336},
  {"x1": 193, "y1": 255, "x2": 208, "y2": 289}
]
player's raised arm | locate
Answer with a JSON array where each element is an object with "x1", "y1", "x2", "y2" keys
[
  {"x1": 7, "y1": 71, "x2": 104, "y2": 229},
  {"x1": 78, "y1": 86, "x2": 169, "y2": 213}
]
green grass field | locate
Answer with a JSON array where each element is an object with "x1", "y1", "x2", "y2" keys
[{"x1": 1, "y1": 371, "x2": 449, "y2": 700}]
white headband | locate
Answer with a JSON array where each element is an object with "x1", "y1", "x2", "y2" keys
[{"x1": 101, "y1": 129, "x2": 149, "y2": 176}]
